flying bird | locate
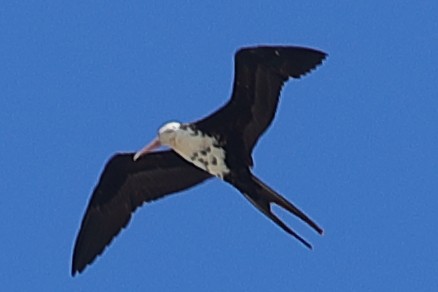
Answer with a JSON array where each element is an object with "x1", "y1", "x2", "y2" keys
[{"x1": 72, "y1": 45, "x2": 327, "y2": 276}]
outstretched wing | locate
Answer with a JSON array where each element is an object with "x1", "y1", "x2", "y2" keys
[
  {"x1": 72, "y1": 151, "x2": 212, "y2": 275},
  {"x1": 195, "y1": 46, "x2": 327, "y2": 160}
]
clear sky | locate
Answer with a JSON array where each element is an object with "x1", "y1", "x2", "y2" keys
[{"x1": 1, "y1": 1, "x2": 437, "y2": 291}]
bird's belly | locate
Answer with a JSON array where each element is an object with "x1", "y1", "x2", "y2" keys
[{"x1": 173, "y1": 133, "x2": 230, "y2": 179}]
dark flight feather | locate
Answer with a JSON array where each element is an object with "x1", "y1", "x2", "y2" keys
[
  {"x1": 72, "y1": 45, "x2": 327, "y2": 276},
  {"x1": 195, "y1": 46, "x2": 327, "y2": 163},
  {"x1": 72, "y1": 152, "x2": 211, "y2": 275}
]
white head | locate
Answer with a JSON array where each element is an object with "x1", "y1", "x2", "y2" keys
[
  {"x1": 133, "y1": 121, "x2": 181, "y2": 161},
  {"x1": 158, "y1": 121, "x2": 181, "y2": 146}
]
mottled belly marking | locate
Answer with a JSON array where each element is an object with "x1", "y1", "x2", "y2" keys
[{"x1": 172, "y1": 127, "x2": 230, "y2": 179}]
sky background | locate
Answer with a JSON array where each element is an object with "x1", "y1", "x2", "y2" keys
[{"x1": 1, "y1": 1, "x2": 437, "y2": 291}]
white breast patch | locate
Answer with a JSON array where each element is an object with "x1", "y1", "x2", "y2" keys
[{"x1": 172, "y1": 127, "x2": 230, "y2": 179}]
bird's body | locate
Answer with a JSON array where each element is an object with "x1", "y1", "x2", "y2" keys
[
  {"x1": 166, "y1": 124, "x2": 230, "y2": 178},
  {"x1": 72, "y1": 45, "x2": 327, "y2": 276}
]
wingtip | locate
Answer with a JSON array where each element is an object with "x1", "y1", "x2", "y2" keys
[
  {"x1": 71, "y1": 262, "x2": 87, "y2": 277},
  {"x1": 305, "y1": 50, "x2": 328, "y2": 76},
  {"x1": 71, "y1": 260, "x2": 82, "y2": 277}
]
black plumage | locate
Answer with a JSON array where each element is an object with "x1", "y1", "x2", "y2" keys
[
  {"x1": 72, "y1": 152, "x2": 211, "y2": 275},
  {"x1": 195, "y1": 46, "x2": 326, "y2": 166},
  {"x1": 72, "y1": 45, "x2": 327, "y2": 276}
]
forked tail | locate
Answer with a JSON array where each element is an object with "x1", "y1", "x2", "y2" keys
[{"x1": 236, "y1": 174, "x2": 323, "y2": 249}]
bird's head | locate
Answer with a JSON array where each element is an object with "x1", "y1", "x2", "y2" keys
[
  {"x1": 158, "y1": 121, "x2": 181, "y2": 146},
  {"x1": 133, "y1": 121, "x2": 181, "y2": 161}
]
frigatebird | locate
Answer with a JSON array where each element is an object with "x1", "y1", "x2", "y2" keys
[{"x1": 72, "y1": 45, "x2": 327, "y2": 276}]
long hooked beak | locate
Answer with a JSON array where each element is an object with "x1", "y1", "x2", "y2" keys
[{"x1": 133, "y1": 137, "x2": 161, "y2": 161}]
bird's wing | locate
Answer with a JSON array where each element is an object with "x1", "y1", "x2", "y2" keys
[
  {"x1": 72, "y1": 151, "x2": 212, "y2": 275},
  {"x1": 195, "y1": 46, "x2": 327, "y2": 159}
]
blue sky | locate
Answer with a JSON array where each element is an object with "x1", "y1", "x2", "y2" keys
[{"x1": 1, "y1": 1, "x2": 437, "y2": 291}]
